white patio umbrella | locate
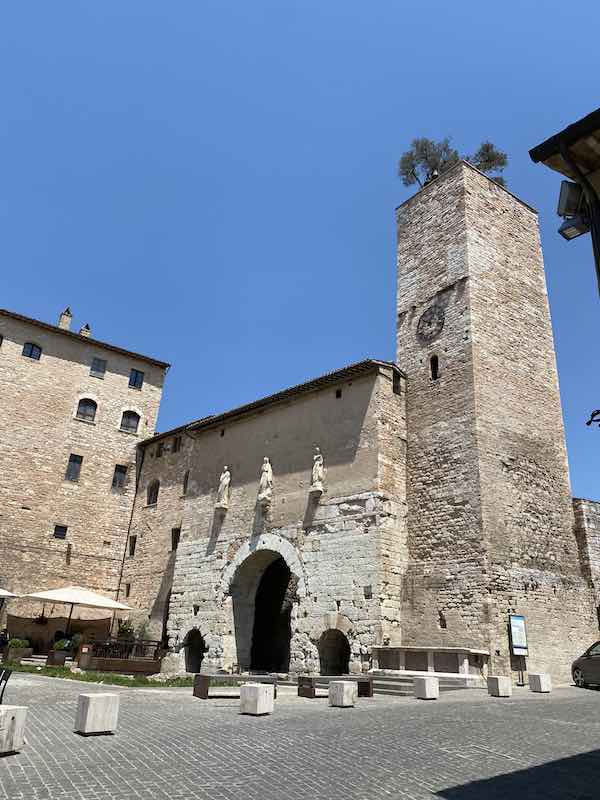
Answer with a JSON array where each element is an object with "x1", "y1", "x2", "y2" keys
[
  {"x1": 21, "y1": 586, "x2": 132, "y2": 633},
  {"x1": 0, "y1": 589, "x2": 18, "y2": 599}
]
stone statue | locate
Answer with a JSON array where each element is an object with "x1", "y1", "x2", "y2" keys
[
  {"x1": 257, "y1": 457, "x2": 273, "y2": 506},
  {"x1": 216, "y1": 466, "x2": 231, "y2": 509},
  {"x1": 309, "y1": 446, "x2": 325, "y2": 494}
]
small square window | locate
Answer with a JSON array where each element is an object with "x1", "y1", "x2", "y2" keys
[
  {"x1": 393, "y1": 372, "x2": 402, "y2": 395},
  {"x1": 129, "y1": 369, "x2": 144, "y2": 390},
  {"x1": 53, "y1": 524, "x2": 68, "y2": 540},
  {"x1": 22, "y1": 342, "x2": 42, "y2": 360},
  {"x1": 65, "y1": 454, "x2": 83, "y2": 482},
  {"x1": 156, "y1": 442, "x2": 164, "y2": 458},
  {"x1": 335, "y1": 388, "x2": 342, "y2": 399},
  {"x1": 173, "y1": 435, "x2": 182, "y2": 453},
  {"x1": 363, "y1": 585, "x2": 373, "y2": 600},
  {"x1": 171, "y1": 527, "x2": 181, "y2": 551},
  {"x1": 129, "y1": 535, "x2": 137, "y2": 557},
  {"x1": 112, "y1": 464, "x2": 127, "y2": 489},
  {"x1": 90, "y1": 357, "x2": 107, "y2": 378}
]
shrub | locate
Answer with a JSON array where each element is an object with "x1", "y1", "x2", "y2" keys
[
  {"x1": 53, "y1": 639, "x2": 71, "y2": 652},
  {"x1": 117, "y1": 619, "x2": 135, "y2": 639},
  {"x1": 8, "y1": 638, "x2": 30, "y2": 649}
]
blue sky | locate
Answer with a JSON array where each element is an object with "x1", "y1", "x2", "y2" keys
[{"x1": 1, "y1": 1, "x2": 598, "y2": 498}]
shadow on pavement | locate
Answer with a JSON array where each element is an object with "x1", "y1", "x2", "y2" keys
[{"x1": 436, "y1": 749, "x2": 600, "y2": 800}]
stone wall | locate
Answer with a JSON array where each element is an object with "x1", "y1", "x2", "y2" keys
[
  {"x1": 574, "y1": 498, "x2": 600, "y2": 610},
  {"x1": 121, "y1": 362, "x2": 408, "y2": 674},
  {"x1": 0, "y1": 309, "x2": 166, "y2": 634},
  {"x1": 396, "y1": 162, "x2": 598, "y2": 681}
]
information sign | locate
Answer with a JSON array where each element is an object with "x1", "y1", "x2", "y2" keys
[{"x1": 509, "y1": 614, "x2": 528, "y2": 656}]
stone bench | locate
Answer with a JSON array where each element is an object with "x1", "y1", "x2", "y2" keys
[
  {"x1": 414, "y1": 676, "x2": 439, "y2": 700},
  {"x1": 298, "y1": 674, "x2": 373, "y2": 699},
  {"x1": 193, "y1": 673, "x2": 278, "y2": 700},
  {"x1": 240, "y1": 683, "x2": 275, "y2": 716},
  {"x1": 487, "y1": 676, "x2": 512, "y2": 697},
  {"x1": 529, "y1": 673, "x2": 552, "y2": 693},
  {"x1": 0, "y1": 706, "x2": 27, "y2": 755},
  {"x1": 75, "y1": 693, "x2": 119, "y2": 735},
  {"x1": 329, "y1": 680, "x2": 358, "y2": 707}
]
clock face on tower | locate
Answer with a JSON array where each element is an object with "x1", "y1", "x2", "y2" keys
[{"x1": 416, "y1": 303, "x2": 445, "y2": 344}]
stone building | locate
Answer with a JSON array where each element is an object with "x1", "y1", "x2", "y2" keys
[
  {"x1": 2, "y1": 161, "x2": 599, "y2": 680},
  {"x1": 0, "y1": 307, "x2": 168, "y2": 645},
  {"x1": 118, "y1": 162, "x2": 599, "y2": 682}
]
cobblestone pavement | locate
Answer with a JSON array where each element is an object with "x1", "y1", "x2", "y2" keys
[{"x1": 1, "y1": 674, "x2": 600, "y2": 799}]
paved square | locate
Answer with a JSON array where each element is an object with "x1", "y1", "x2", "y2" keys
[{"x1": 1, "y1": 674, "x2": 600, "y2": 799}]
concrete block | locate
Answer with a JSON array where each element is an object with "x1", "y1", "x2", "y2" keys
[
  {"x1": 75, "y1": 693, "x2": 120, "y2": 735},
  {"x1": 239, "y1": 683, "x2": 274, "y2": 716},
  {"x1": 0, "y1": 706, "x2": 27, "y2": 754},
  {"x1": 329, "y1": 680, "x2": 358, "y2": 707},
  {"x1": 414, "y1": 676, "x2": 439, "y2": 700},
  {"x1": 487, "y1": 676, "x2": 512, "y2": 697},
  {"x1": 529, "y1": 673, "x2": 552, "y2": 693}
]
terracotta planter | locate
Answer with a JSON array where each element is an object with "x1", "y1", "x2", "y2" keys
[
  {"x1": 46, "y1": 650, "x2": 68, "y2": 667},
  {"x1": 4, "y1": 647, "x2": 33, "y2": 664}
]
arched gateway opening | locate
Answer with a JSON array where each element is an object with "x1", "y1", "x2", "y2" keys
[
  {"x1": 230, "y1": 549, "x2": 297, "y2": 673},
  {"x1": 183, "y1": 629, "x2": 206, "y2": 673},
  {"x1": 319, "y1": 629, "x2": 350, "y2": 675}
]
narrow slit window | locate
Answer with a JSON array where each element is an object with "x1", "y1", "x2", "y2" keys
[
  {"x1": 430, "y1": 355, "x2": 439, "y2": 381},
  {"x1": 171, "y1": 527, "x2": 181, "y2": 551},
  {"x1": 182, "y1": 470, "x2": 190, "y2": 496},
  {"x1": 129, "y1": 535, "x2": 137, "y2": 557}
]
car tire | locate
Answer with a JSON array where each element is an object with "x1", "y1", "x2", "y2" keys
[{"x1": 573, "y1": 668, "x2": 588, "y2": 688}]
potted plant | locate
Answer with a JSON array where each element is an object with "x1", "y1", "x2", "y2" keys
[
  {"x1": 46, "y1": 634, "x2": 83, "y2": 666},
  {"x1": 46, "y1": 638, "x2": 70, "y2": 666},
  {"x1": 4, "y1": 637, "x2": 33, "y2": 664}
]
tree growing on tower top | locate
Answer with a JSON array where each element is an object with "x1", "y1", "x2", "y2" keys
[{"x1": 398, "y1": 137, "x2": 508, "y2": 188}]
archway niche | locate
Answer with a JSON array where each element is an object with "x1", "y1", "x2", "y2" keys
[
  {"x1": 183, "y1": 629, "x2": 206, "y2": 673},
  {"x1": 319, "y1": 629, "x2": 351, "y2": 675},
  {"x1": 230, "y1": 549, "x2": 297, "y2": 673}
]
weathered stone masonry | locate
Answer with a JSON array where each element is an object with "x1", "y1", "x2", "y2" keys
[
  {"x1": 0, "y1": 308, "x2": 168, "y2": 643},
  {"x1": 121, "y1": 361, "x2": 408, "y2": 675},
  {"x1": 396, "y1": 162, "x2": 598, "y2": 680}
]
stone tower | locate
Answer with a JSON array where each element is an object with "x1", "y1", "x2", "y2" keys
[{"x1": 396, "y1": 161, "x2": 597, "y2": 680}]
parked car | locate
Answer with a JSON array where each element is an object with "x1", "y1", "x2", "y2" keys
[{"x1": 572, "y1": 641, "x2": 600, "y2": 687}]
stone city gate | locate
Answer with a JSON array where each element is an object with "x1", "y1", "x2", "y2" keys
[{"x1": 229, "y1": 548, "x2": 299, "y2": 672}]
